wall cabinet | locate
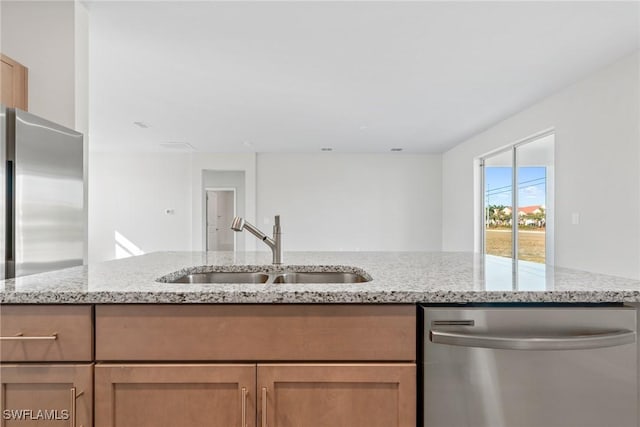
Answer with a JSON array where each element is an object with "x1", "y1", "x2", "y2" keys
[{"x1": 0, "y1": 54, "x2": 28, "y2": 111}]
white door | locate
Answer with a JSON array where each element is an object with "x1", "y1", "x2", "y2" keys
[{"x1": 206, "y1": 190, "x2": 235, "y2": 251}]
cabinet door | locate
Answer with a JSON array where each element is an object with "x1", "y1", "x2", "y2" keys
[
  {"x1": 0, "y1": 364, "x2": 92, "y2": 427},
  {"x1": 257, "y1": 364, "x2": 415, "y2": 427},
  {"x1": 0, "y1": 55, "x2": 28, "y2": 111},
  {"x1": 95, "y1": 364, "x2": 255, "y2": 427}
]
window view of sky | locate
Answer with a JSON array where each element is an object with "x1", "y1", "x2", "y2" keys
[{"x1": 485, "y1": 167, "x2": 546, "y2": 207}]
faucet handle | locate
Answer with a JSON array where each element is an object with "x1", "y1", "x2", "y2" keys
[{"x1": 274, "y1": 215, "x2": 280, "y2": 226}]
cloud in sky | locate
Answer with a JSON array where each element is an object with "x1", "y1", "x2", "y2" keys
[{"x1": 523, "y1": 185, "x2": 542, "y2": 200}]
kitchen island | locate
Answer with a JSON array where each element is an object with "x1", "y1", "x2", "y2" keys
[
  {"x1": 1, "y1": 251, "x2": 639, "y2": 304},
  {"x1": 1, "y1": 252, "x2": 638, "y2": 427}
]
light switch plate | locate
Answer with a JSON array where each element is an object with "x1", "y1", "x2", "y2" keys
[{"x1": 571, "y1": 212, "x2": 580, "y2": 225}]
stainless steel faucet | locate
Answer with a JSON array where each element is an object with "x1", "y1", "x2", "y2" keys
[{"x1": 231, "y1": 215, "x2": 283, "y2": 264}]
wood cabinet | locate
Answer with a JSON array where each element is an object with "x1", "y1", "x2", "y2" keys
[
  {"x1": 94, "y1": 363, "x2": 415, "y2": 427},
  {"x1": 95, "y1": 304, "x2": 417, "y2": 427},
  {"x1": 258, "y1": 363, "x2": 416, "y2": 427},
  {"x1": 0, "y1": 364, "x2": 93, "y2": 427},
  {"x1": 95, "y1": 364, "x2": 256, "y2": 427},
  {"x1": 1, "y1": 305, "x2": 93, "y2": 362},
  {"x1": 0, "y1": 54, "x2": 28, "y2": 110},
  {"x1": 95, "y1": 304, "x2": 415, "y2": 361},
  {"x1": 3, "y1": 304, "x2": 417, "y2": 427},
  {"x1": 0, "y1": 306, "x2": 94, "y2": 426}
]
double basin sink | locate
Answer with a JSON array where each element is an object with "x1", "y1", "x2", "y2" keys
[{"x1": 163, "y1": 268, "x2": 371, "y2": 284}]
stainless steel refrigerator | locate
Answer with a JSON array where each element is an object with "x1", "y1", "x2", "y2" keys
[{"x1": 1, "y1": 105, "x2": 84, "y2": 279}]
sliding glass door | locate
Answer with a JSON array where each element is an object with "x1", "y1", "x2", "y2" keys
[{"x1": 481, "y1": 133, "x2": 554, "y2": 264}]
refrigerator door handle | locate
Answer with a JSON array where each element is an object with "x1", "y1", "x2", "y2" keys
[
  {"x1": 6, "y1": 160, "x2": 13, "y2": 262},
  {"x1": 430, "y1": 329, "x2": 636, "y2": 351}
]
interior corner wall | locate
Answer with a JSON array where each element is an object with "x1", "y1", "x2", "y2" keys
[
  {"x1": 1, "y1": 0, "x2": 76, "y2": 128},
  {"x1": 256, "y1": 153, "x2": 442, "y2": 251},
  {"x1": 75, "y1": 0, "x2": 90, "y2": 264},
  {"x1": 442, "y1": 52, "x2": 640, "y2": 279},
  {"x1": 88, "y1": 151, "x2": 193, "y2": 263}
]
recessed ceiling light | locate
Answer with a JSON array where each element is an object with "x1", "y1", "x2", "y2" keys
[
  {"x1": 243, "y1": 140, "x2": 253, "y2": 147},
  {"x1": 321, "y1": 148, "x2": 333, "y2": 151},
  {"x1": 359, "y1": 125, "x2": 368, "y2": 131},
  {"x1": 390, "y1": 148, "x2": 403, "y2": 152},
  {"x1": 133, "y1": 121, "x2": 149, "y2": 128}
]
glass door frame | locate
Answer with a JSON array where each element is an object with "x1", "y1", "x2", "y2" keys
[{"x1": 479, "y1": 128, "x2": 554, "y2": 263}]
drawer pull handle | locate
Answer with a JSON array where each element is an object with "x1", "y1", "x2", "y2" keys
[
  {"x1": 0, "y1": 332, "x2": 58, "y2": 341},
  {"x1": 241, "y1": 387, "x2": 247, "y2": 427},
  {"x1": 261, "y1": 387, "x2": 268, "y2": 427}
]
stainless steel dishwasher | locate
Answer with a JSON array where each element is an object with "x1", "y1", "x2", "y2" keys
[{"x1": 422, "y1": 306, "x2": 638, "y2": 427}]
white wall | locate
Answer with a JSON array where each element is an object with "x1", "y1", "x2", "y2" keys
[
  {"x1": 442, "y1": 52, "x2": 640, "y2": 279},
  {"x1": 88, "y1": 152, "x2": 192, "y2": 263},
  {"x1": 89, "y1": 151, "x2": 442, "y2": 261},
  {"x1": 257, "y1": 153, "x2": 442, "y2": 251},
  {"x1": 1, "y1": 1, "x2": 76, "y2": 128},
  {"x1": 89, "y1": 152, "x2": 257, "y2": 262},
  {"x1": 74, "y1": 1, "x2": 89, "y2": 134}
]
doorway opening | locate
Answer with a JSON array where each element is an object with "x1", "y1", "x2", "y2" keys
[{"x1": 206, "y1": 189, "x2": 236, "y2": 251}]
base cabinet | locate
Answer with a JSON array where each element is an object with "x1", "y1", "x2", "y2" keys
[
  {"x1": 95, "y1": 363, "x2": 416, "y2": 427},
  {"x1": 0, "y1": 364, "x2": 93, "y2": 427},
  {"x1": 258, "y1": 364, "x2": 416, "y2": 427},
  {"x1": 2, "y1": 304, "x2": 417, "y2": 427},
  {"x1": 95, "y1": 364, "x2": 256, "y2": 427}
]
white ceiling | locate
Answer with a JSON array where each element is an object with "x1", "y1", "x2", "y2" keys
[{"x1": 88, "y1": 1, "x2": 640, "y2": 153}]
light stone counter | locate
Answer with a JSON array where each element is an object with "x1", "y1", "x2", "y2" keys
[{"x1": 1, "y1": 251, "x2": 639, "y2": 304}]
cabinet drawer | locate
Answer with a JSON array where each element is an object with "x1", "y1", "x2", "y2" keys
[
  {"x1": 0, "y1": 305, "x2": 93, "y2": 362},
  {"x1": 96, "y1": 305, "x2": 416, "y2": 361}
]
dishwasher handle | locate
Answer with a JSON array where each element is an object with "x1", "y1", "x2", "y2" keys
[{"x1": 430, "y1": 329, "x2": 636, "y2": 351}]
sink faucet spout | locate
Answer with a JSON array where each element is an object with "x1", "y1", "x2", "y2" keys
[{"x1": 231, "y1": 215, "x2": 283, "y2": 264}]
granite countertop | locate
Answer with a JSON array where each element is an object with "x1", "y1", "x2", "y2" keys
[{"x1": 1, "y1": 251, "x2": 639, "y2": 304}]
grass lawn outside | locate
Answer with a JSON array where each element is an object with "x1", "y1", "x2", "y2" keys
[{"x1": 486, "y1": 229, "x2": 546, "y2": 263}]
